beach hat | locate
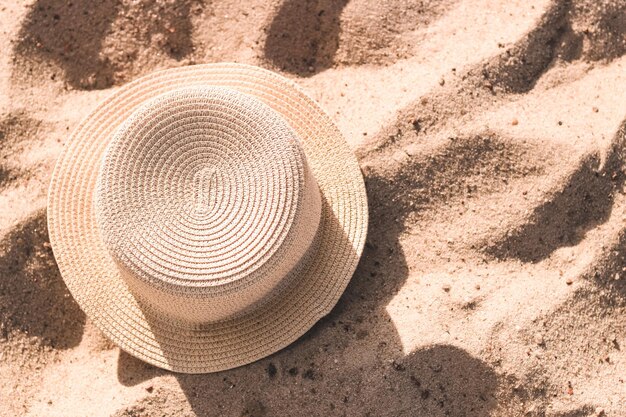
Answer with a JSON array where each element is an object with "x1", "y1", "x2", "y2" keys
[{"x1": 47, "y1": 63, "x2": 368, "y2": 373}]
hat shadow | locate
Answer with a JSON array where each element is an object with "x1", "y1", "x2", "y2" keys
[
  {"x1": 0, "y1": 210, "x2": 86, "y2": 350},
  {"x1": 115, "y1": 159, "x2": 502, "y2": 416}
]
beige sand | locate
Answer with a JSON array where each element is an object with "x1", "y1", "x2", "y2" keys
[{"x1": 0, "y1": 0, "x2": 624, "y2": 415}]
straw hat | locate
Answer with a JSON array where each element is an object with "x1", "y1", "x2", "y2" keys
[{"x1": 47, "y1": 63, "x2": 367, "y2": 373}]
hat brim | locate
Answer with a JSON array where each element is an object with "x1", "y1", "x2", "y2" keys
[{"x1": 47, "y1": 63, "x2": 368, "y2": 373}]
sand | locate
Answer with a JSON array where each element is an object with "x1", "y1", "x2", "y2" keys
[{"x1": 0, "y1": 0, "x2": 624, "y2": 415}]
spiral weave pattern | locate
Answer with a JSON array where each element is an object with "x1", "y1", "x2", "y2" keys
[{"x1": 95, "y1": 87, "x2": 321, "y2": 323}]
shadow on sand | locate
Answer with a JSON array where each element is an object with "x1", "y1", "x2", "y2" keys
[
  {"x1": 14, "y1": 0, "x2": 200, "y2": 90},
  {"x1": 264, "y1": 0, "x2": 349, "y2": 76},
  {"x1": 114, "y1": 157, "x2": 501, "y2": 416},
  {"x1": 0, "y1": 210, "x2": 85, "y2": 349}
]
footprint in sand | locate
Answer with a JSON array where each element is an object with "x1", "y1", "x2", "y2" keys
[
  {"x1": 0, "y1": 211, "x2": 85, "y2": 351},
  {"x1": 13, "y1": 0, "x2": 204, "y2": 90},
  {"x1": 264, "y1": 0, "x2": 459, "y2": 75},
  {"x1": 0, "y1": 111, "x2": 41, "y2": 192}
]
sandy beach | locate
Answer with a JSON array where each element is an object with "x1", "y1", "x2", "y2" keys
[{"x1": 0, "y1": 0, "x2": 625, "y2": 415}]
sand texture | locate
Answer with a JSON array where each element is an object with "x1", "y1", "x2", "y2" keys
[{"x1": 1, "y1": 0, "x2": 625, "y2": 415}]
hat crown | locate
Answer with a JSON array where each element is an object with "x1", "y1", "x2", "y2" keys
[{"x1": 95, "y1": 87, "x2": 322, "y2": 324}]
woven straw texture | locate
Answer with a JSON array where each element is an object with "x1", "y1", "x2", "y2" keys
[{"x1": 47, "y1": 63, "x2": 368, "y2": 373}]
